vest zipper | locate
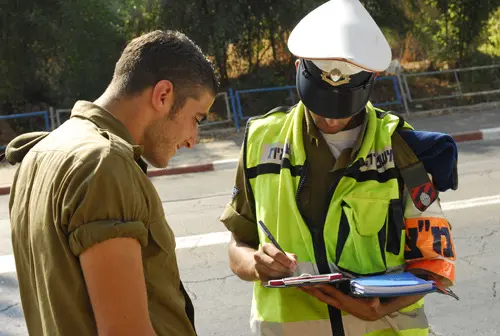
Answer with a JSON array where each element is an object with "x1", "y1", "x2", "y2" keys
[
  {"x1": 295, "y1": 160, "x2": 330, "y2": 272},
  {"x1": 323, "y1": 168, "x2": 346, "y2": 238},
  {"x1": 295, "y1": 161, "x2": 309, "y2": 206}
]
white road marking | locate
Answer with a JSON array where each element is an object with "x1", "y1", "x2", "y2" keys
[
  {"x1": 0, "y1": 232, "x2": 234, "y2": 274},
  {"x1": 176, "y1": 231, "x2": 231, "y2": 249},
  {"x1": 0, "y1": 255, "x2": 15, "y2": 275},
  {"x1": 213, "y1": 159, "x2": 238, "y2": 171},
  {"x1": 441, "y1": 194, "x2": 500, "y2": 211},
  {"x1": 1, "y1": 194, "x2": 500, "y2": 274},
  {"x1": 482, "y1": 127, "x2": 500, "y2": 141}
]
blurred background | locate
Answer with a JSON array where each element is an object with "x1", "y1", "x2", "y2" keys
[{"x1": 1, "y1": 0, "x2": 500, "y2": 144}]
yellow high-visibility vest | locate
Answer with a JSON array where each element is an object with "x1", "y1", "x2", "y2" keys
[{"x1": 245, "y1": 102, "x2": 428, "y2": 336}]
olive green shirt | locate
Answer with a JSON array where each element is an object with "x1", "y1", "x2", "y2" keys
[
  {"x1": 8, "y1": 101, "x2": 196, "y2": 336},
  {"x1": 220, "y1": 108, "x2": 367, "y2": 248}
]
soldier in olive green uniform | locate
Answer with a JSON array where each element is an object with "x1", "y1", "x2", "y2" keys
[{"x1": 5, "y1": 30, "x2": 218, "y2": 336}]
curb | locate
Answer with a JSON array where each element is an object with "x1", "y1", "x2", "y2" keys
[
  {"x1": 0, "y1": 185, "x2": 10, "y2": 196},
  {"x1": 0, "y1": 159, "x2": 240, "y2": 196},
  {"x1": 147, "y1": 159, "x2": 238, "y2": 178},
  {"x1": 451, "y1": 127, "x2": 500, "y2": 142},
  {"x1": 1, "y1": 127, "x2": 500, "y2": 196}
]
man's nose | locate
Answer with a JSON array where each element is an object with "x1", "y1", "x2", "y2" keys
[{"x1": 184, "y1": 137, "x2": 196, "y2": 149}]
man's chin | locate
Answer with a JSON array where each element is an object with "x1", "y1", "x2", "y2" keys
[
  {"x1": 320, "y1": 127, "x2": 344, "y2": 135},
  {"x1": 143, "y1": 155, "x2": 170, "y2": 170}
]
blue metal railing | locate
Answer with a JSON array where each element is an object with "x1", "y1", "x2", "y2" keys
[
  {"x1": 0, "y1": 77, "x2": 404, "y2": 142},
  {"x1": 231, "y1": 76, "x2": 402, "y2": 130},
  {"x1": 372, "y1": 76, "x2": 402, "y2": 107},
  {"x1": 0, "y1": 111, "x2": 50, "y2": 151},
  {"x1": 232, "y1": 85, "x2": 297, "y2": 130}
]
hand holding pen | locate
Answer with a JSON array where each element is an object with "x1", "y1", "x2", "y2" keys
[{"x1": 253, "y1": 220, "x2": 298, "y2": 282}]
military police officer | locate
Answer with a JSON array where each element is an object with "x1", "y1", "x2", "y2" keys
[{"x1": 220, "y1": 1, "x2": 457, "y2": 335}]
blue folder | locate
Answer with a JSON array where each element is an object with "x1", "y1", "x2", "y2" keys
[{"x1": 350, "y1": 272, "x2": 437, "y2": 297}]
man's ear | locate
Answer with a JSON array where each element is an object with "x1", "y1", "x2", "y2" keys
[
  {"x1": 151, "y1": 80, "x2": 174, "y2": 118},
  {"x1": 295, "y1": 59, "x2": 300, "y2": 71}
]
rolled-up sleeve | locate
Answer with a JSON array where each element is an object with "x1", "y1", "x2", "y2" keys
[
  {"x1": 61, "y1": 151, "x2": 150, "y2": 256},
  {"x1": 220, "y1": 146, "x2": 259, "y2": 248},
  {"x1": 69, "y1": 220, "x2": 148, "y2": 257}
]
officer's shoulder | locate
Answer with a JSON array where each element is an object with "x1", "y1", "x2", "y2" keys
[
  {"x1": 248, "y1": 105, "x2": 296, "y2": 122},
  {"x1": 373, "y1": 107, "x2": 403, "y2": 122},
  {"x1": 371, "y1": 107, "x2": 409, "y2": 132},
  {"x1": 265, "y1": 105, "x2": 296, "y2": 116},
  {"x1": 391, "y1": 127, "x2": 459, "y2": 192}
]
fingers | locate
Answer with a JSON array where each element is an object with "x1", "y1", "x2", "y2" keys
[
  {"x1": 285, "y1": 252, "x2": 298, "y2": 264},
  {"x1": 299, "y1": 286, "x2": 341, "y2": 308},
  {"x1": 253, "y1": 244, "x2": 297, "y2": 281},
  {"x1": 254, "y1": 250, "x2": 295, "y2": 274},
  {"x1": 313, "y1": 285, "x2": 378, "y2": 307},
  {"x1": 313, "y1": 284, "x2": 345, "y2": 296},
  {"x1": 299, "y1": 284, "x2": 384, "y2": 322},
  {"x1": 262, "y1": 244, "x2": 297, "y2": 269},
  {"x1": 366, "y1": 297, "x2": 380, "y2": 309},
  {"x1": 255, "y1": 262, "x2": 293, "y2": 281}
]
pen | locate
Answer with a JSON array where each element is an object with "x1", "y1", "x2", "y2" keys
[{"x1": 258, "y1": 220, "x2": 285, "y2": 254}]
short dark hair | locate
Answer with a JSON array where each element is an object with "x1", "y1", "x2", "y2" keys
[{"x1": 111, "y1": 30, "x2": 219, "y2": 109}]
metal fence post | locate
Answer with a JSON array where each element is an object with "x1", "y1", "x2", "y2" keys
[
  {"x1": 453, "y1": 70, "x2": 463, "y2": 96},
  {"x1": 223, "y1": 92, "x2": 232, "y2": 121},
  {"x1": 402, "y1": 74, "x2": 413, "y2": 103},
  {"x1": 289, "y1": 88, "x2": 295, "y2": 105},
  {"x1": 395, "y1": 68, "x2": 411, "y2": 115},
  {"x1": 56, "y1": 109, "x2": 61, "y2": 128},
  {"x1": 229, "y1": 88, "x2": 240, "y2": 131},
  {"x1": 235, "y1": 92, "x2": 243, "y2": 128},
  {"x1": 43, "y1": 112, "x2": 50, "y2": 132},
  {"x1": 49, "y1": 107, "x2": 56, "y2": 130}
]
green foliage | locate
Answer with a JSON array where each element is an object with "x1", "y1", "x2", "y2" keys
[
  {"x1": 0, "y1": 0, "x2": 499, "y2": 114},
  {"x1": 479, "y1": 7, "x2": 500, "y2": 57},
  {"x1": 0, "y1": 0, "x2": 124, "y2": 111},
  {"x1": 410, "y1": 0, "x2": 500, "y2": 66}
]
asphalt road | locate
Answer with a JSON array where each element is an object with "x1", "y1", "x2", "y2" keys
[{"x1": 1, "y1": 140, "x2": 500, "y2": 336}]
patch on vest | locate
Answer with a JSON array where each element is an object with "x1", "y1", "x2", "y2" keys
[
  {"x1": 231, "y1": 186, "x2": 239, "y2": 200},
  {"x1": 260, "y1": 142, "x2": 291, "y2": 164},
  {"x1": 359, "y1": 147, "x2": 395, "y2": 172},
  {"x1": 410, "y1": 181, "x2": 438, "y2": 212}
]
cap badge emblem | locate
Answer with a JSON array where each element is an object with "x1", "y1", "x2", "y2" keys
[{"x1": 321, "y1": 68, "x2": 351, "y2": 87}]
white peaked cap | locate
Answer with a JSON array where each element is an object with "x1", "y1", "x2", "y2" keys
[{"x1": 288, "y1": 0, "x2": 392, "y2": 74}]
